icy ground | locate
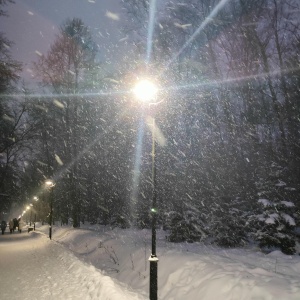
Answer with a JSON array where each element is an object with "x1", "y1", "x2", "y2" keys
[{"x1": 1, "y1": 223, "x2": 300, "y2": 300}]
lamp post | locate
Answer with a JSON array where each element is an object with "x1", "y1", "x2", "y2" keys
[
  {"x1": 28, "y1": 203, "x2": 33, "y2": 226},
  {"x1": 133, "y1": 79, "x2": 159, "y2": 300},
  {"x1": 45, "y1": 180, "x2": 55, "y2": 240},
  {"x1": 26, "y1": 206, "x2": 30, "y2": 225},
  {"x1": 33, "y1": 196, "x2": 38, "y2": 230}
]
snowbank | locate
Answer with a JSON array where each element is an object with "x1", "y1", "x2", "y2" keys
[{"x1": 35, "y1": 223, "x2": 300, "y2": 299}]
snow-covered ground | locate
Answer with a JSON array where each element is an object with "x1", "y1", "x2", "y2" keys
[{"x1": 1, "y1": 223, "x2": 300, "y2": 299}]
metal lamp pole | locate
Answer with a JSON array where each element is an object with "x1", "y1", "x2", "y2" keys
[
  {"x1": 33, "y1": 196, "x2": 38, "y2": 231},
  {"x1": 49, "y1": 186, "x2": 53, "y2": 240},
  {"x1": 149, "y1": 117, "x2": 158, "y2": 300},
  {"x1": 46, "y1": 180, "x2": 54, "y2": 240}
]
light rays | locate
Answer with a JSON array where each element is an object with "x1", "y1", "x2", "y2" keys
[
  {"x1": 4, "y1": 65, "x2": 298, "y2": 104},
  {"x1": 1, "y1": 89, "x2": 129, "y2": 100},
  {"x1": 164, "y1": 66, "x2": 300, "y2": 93},
  {"x1": 146, "y1": 115, "x2": 167, "y2": 147},
  {"x1": 25, "y1": 104, "x2": 132, "y2": 210},
  {"x1": 15, "y1": 0, "x2": 297, "y2": 218},
  {"x1": 131, "y1": 112, "x2": 146, "y2": 207},
  {"x1": 161, "y1": 0, "x2": 230, "y2": 75},
  {"x1": 146, "y1": 0, "x2": 158, "y2": 65},
  {"x1": 130, "y1": 0, "x2": 158, "y2": 208},
  {"x1": 53, "y1": 107, "x2": 130, "y2": 183}
]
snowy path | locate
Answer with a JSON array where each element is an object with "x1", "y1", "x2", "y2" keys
[{"x1": 0, "y1": 231, "x2": 146, "y2": 300}]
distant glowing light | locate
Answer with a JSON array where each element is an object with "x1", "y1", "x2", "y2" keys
[{"x1": 45, "y1": 180, "x2": 54, "y2": 187}]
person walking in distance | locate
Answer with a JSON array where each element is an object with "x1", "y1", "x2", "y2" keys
[
  {"x1": 1, "y1": 220, "x2": 7, "y2": 234},
  {"x1": 18, "y1": 218, "x2": 24, "y2": 233},
  {"x1": 9, "y1": 219, "x2": 14, "y2": 233}
]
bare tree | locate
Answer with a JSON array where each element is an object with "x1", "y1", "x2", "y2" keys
[{"x1": 33, "y1": 18, "x2": 99, "y2": 227}]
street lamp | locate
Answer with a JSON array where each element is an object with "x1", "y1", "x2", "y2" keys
[
  {"x1": 26, "y1": 206, "x2": 30, "y2": 225},
  {"x1": 29, "y1": 205, "x2": 33, "y2": 226},
  {"x1": 134, "y1": 79, "x2": 159, "y2": 300},
  {"x1": 133, "y1": 79, "x2": 158, "y2": 102},
  {"x1": 45, "y1": 180, "x2": 55, "y2": 240},
  {"x1": 33, "y1": 196, "x2": 38, "y2": 230}
]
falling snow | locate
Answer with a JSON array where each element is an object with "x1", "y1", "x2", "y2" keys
[{"x1": 1, "y1": 0, "x2": 300, "y2": 298}]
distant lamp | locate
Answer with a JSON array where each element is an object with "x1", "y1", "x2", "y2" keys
[
  {"x1": 45, "y1": 179, "x2": 55, "y2": 240},
  {"x1": 45, "y1": 180, "x2": 54, "y2": 187},
  {"x1": 32, "y1": 197, "x2": 38, "y2": 230}
]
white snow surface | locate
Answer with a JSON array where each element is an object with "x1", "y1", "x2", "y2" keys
[
  {"x1": 1, "y1": 223, "x2": 300, "y2": 300},
  {"x1": 280, "y1": 201, "x2": 295, "y2": 207},
  {"x1": 258, "y1": 199, "x2": 271, "y2": 206},
  {"x1": 281, "y1": 213, "x2": 296, "y2": 226}
]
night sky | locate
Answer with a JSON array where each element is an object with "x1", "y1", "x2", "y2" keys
[{"x1": 0, "y1": 0, "x2": 126, "y2": 84}]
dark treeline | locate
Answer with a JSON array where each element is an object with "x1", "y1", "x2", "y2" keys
[{"x1": 1, "y1": 0, "x2": 300, "y2": 254}]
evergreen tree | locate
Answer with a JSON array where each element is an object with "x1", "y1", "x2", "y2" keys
[
  {"x1": 249, "y1": 162, "x2": 298, "y2": 254},
  {"x1": 210, "y1": 197, "x2": 248, "y2": 247},
  {"x1": 165, "y1": 209, "x2": 207, "y2": 243}
]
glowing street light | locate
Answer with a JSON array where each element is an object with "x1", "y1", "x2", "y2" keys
[
  {"x1": 133, "y1": 79, "x2": 158, "y2": 102},
  {"x1": 33, "y1": 196, "x2": 38, "y2": 230},
  {"x1": 29, "y1": 205, "x2": 33, "y2": 226},
  {"x1": 134, "y1": 79, "x2": 159, "y2": 300},
  {"x1": 45, "y1": 180, "x2": 55, "y2": 240},
  {"x1": 45, "y1": 180, "x2": 54, "y2": 188}
]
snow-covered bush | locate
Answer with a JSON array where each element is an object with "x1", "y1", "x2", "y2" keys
[
  {"x1": 249, "y1": 162, "x2": 298, "y2": 255},
  {"x1": 111, "y1": 215, "x2": 130, "y2": 229},
  {"x1": 209, "y1": 198, "x2": 248, "y2": 247},
  {"x1": 252, "y1": 199, "x2": 296, "y2": 254},
  {"x1": 165, "y1": 211, "x2": 205, "y2": 243},
  {"x1": 249, "y1": 197, "x2": 297, "y2": 254}
]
